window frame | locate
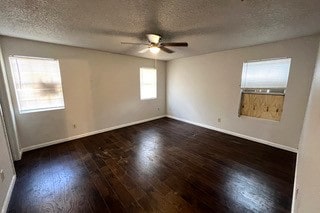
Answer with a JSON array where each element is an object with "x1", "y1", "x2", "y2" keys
[
  {"x1": 9, "y1": 55, "x2": 65, "y2": 114},
  {"x1": 240, "y1": 57, "x2": 291, "y2": 94},
  {"x1": 238, "y1": 57, "x2": 292, "y2": 119},
  {"x1": 139, "y1": 67, "x2": 157, "y2": 100}
]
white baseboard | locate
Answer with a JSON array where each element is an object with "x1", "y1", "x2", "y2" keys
[
  {"x1": 20, "y1": 114, "x2": 297, "y2": 154},
  {"x1": 21, "y1": 115, "x2": 166, "y2": 153},
  {"x1": 18, "y1": 151, "x2": 22, "y2": 160},
  {"x1": 166, "y1": 115, "x2": 298, "y2": 153},
  {"x1": 1, "y1": 175, "x2": 16, "y2": 213}
]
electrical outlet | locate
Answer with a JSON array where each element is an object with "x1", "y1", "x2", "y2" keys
[
  {"x1": 218, "y1": 118, "x2": 221, "y2": 123},
  {"x1": 0, "y1": 170, "x2": 4, "y2": 182}
]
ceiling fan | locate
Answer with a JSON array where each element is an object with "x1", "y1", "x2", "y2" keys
[{"x1": 121, "y1": 34, "x2": 188, "y2": 54}]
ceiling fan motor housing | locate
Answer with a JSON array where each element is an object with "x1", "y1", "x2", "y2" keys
[{"x1": 146, "y1": 34, "x2": 161, "y2": 44}]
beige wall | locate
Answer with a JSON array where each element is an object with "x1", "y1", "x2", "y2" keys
[
  {"x1": 167, "y1": 36, "x2": 320, "y2": 150},
  {"x1": 0, "y1": 37, "x2": 166, "y2": 150},
  {"x1": 294, "y1": 41, "x2": 320, "y2": 213},
  {"x1": 0, "y1": 102, "x2": 15, "y2": 212}
]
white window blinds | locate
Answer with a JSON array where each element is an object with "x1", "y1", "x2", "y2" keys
[
  {"x1": 140, "y1": 68, "x2": 157, "y2": 100},
  {"x1": 9, "y1": 56, "x2": 65, "y2": 113},
  {"x1": 241, "y1": 58, "x2": 291, "y2": 89}
]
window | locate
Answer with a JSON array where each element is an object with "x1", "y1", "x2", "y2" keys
[
  {"x1": 140, "y1": 68, "x2": 157, "y2": 100},
  {"x1": 241, "y1": 58, "x2": 291, "y2": 92},
  {"x1": 9, "y1": 56, "x2": 65, "y2": 114},
  {"x1": 239, "y1": 58, "x2": 291, "y2": 121}
]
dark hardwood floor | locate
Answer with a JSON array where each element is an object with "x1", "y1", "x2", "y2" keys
[{"x1": 8, "y1": 118, "x2": 296, "y2": 213}]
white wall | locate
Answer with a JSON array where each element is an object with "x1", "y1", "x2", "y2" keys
[
  {"x1": 0, "y1": 102, "x2": 15, "y2": 212},
  {"x1": 293, "y1": 41, "x2": 320, "y2": 213},
  {"x1": 0, "y1": 36, "x2": 166, "y2": 150},
  {"x1": 0, "y1": 44, "x2": 21, "y2": 160},
  {"x1": 167, "y1": 36, "x2": 320, "y2": 150}
]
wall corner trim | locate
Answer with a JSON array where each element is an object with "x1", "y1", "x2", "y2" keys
[
  {"x1": 166, "y1": 115, "x2": 298, "y2": 153},
  {"x1": 20, "y1": 115, "x2": 166, "y2": 153},
  {"x1": 1, "y1": 174, "x2": 16, "y2": 213}
]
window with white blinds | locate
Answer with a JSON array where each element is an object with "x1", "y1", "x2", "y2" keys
[
  {"x1": 140, "y1": 68, "x2": 157, "y2": 100},
  {"x1": 241, "y1": 58, "x2": 291, "y2": 91},
  {"x1": 9, "y1": 56, "x2": 65, "y2": 114}
]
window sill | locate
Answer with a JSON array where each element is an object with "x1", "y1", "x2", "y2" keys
[
  {"x1": 140, "y1": 98, "x2": 157, "y2": 101},
  {"x1": 239, "y1": 115, "x2": 281, "y2": 123},
  {"x1": 19, "y1": 106, "x2": 65, "y2": 114}
]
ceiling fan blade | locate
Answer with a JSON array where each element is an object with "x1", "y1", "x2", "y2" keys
[
  {"x1": 161, "y1": 42, "x2": 188, "y2": 47},
  {"x1": 146, "y1": 34, "x2": 161, "y2": 44},
  {"x1": 138, "y1": 48, "x2": 149, "y2": 53},
  {"x1": 160, "y1": 46, "x2": 174, "y2": 53},
  {"x1": 121, "y1": 42, "x2": 148, "y2": 45}
]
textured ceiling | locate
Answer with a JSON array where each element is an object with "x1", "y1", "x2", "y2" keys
[{"x1": 0, "y1": 0, "x2": 320, "y2": 61}]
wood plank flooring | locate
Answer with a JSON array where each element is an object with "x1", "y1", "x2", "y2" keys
[{"x1": 8, "y1": 118, "x2": 296, "y2": 212}]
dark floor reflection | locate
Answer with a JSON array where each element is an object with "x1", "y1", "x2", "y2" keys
[{"x1": 9, "y1": 118, "x2": 296, "y2": 212}]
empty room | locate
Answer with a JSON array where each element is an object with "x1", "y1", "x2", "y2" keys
[{"x1": 0, "y1": 0, "x2": 320, "y2": 212}]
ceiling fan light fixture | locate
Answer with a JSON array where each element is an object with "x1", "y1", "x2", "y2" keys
[{"x1": 149, "y1": 46, "x2": 160, "y2": 54}]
